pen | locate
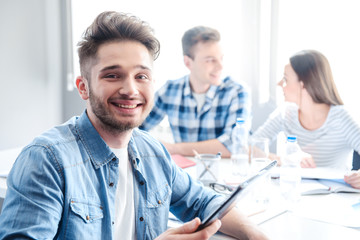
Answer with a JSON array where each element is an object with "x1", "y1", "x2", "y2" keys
[{"x1": 247, "y1": 208, "x2": 266, "y2": 217}]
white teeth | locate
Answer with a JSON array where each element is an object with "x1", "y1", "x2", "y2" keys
[{"x1": 118, "y1": 104, "x2": 137, "y2": 109}]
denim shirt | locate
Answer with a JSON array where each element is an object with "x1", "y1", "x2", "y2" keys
[{"x1": 0, "y1": 111, "x2": 223, "y2": 240}]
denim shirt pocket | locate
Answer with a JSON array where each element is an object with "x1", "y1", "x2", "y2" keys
[
  {"x1": 146, "y1": 183, "x2": 171, "y2": 208},
  {"x1": 145, "y1": 183, "x2": 172, "y2": 238},
  {"x1": 70, "y1": 198, "x2": 104, "y2": 223}
]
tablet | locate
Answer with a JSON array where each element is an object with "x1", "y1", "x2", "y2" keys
[{"x1": 196, "y1": 160, "x2": 277, "y2": 231}]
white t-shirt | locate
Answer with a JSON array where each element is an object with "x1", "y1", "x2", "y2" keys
[
  {"x1": 192, "y1": 92, "x2": 206, "y2": 114},
  {"x1": 111, "y1": 147, "x2": 136, "y2": 240}
]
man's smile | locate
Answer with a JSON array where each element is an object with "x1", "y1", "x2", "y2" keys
[{"x1": 113, "y1": 103, "x2": 138, "y2": 109}]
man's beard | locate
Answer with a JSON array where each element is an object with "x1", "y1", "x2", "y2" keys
[{"x1": 88, "y1": 87, "x2": 151, "y2": 134}]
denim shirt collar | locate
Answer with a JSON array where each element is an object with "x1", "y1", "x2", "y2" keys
[
  {"x1": 75, "y1": 110, "x2": 116, "y2": 169},
  {"x1": 75, "y1": 110, "x2": 144, "y2": 170},
  {"x1": 128, "y1": 131, "x2": 142, "y2": 168}
]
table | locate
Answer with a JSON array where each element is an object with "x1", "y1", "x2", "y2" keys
[
  {"x1": 1, "y1": 151, "x2": 360, "y2": 239},
  {"x1": 0, "y1": 147, "x2": 22, "y2": 199},
  {"x1": 184, "y1": 158, "x2": 360, "y2": 240}
]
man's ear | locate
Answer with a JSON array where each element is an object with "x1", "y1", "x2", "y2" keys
[
  {"x1": 183, "y1": 55, "x2": 192, "y2": 69},
  {"x1": 76, "y1": 76, "x2": 89, "y2": 100}
]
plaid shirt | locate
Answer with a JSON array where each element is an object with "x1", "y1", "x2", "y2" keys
[{"x1": 140, "y1": 75, "x2": 251, "y2": 152}]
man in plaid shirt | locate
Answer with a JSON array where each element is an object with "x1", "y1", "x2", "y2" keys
[{"x1": 140, "y1": 26, "x2": 251, "y2": 158}]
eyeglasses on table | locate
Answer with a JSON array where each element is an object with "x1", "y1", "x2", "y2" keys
[{"x1": 209, "y1": 182, "x2": 236, "y2": 194}]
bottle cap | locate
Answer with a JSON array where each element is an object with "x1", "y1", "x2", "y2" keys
[
  {"x1": 287, "y1": 135, "x2": 297, "y2": 142},
  {"x1": 236, "y1": 118, "x2": 245, "y2": 124}
]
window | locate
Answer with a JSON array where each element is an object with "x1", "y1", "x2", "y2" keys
[
  {"x1": 70, "y1": 0, "x2": 360, "y2": 127},
  {"x1": 275, "y1": 0, "x2": 360, "y2": 121},
  {"x1": 71, "y1": 0, "x2": 253, "y2": 90}
]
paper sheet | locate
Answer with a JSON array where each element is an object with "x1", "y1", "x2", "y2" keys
[
  {"x1": 292, "y1": 194, "x2": 360, "y2": 228},
  {"x1": 271, "y1": 167, "x2": 347, "y2": 180}
]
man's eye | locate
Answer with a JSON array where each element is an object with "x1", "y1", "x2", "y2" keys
[
  {"x1": 105, "y1": 74, "x2": 118, "y2": 79},
  {"x1": 137, "y1": 74, "x2": 149, "y2": 80}
]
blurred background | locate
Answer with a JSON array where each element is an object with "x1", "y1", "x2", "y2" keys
[{"x1": 1, "y1": 0, "x2": 359, "y2": 151}]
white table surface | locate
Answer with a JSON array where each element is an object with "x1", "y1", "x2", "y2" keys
[{"x1": 185, "y1": 158, "x2": 360, "y2": 240}]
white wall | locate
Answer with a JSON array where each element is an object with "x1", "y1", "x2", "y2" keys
[{"x1": 0, "y1": 0, "x2": 84, "y2": 150}]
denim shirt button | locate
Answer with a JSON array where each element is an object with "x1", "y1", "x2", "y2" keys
[
  {"x1": 139, "y1": 217, "x2": 144, "y2": 221},
  {"x1": 158, "y1": 200, "x2": 161, "y2": 204},
  {"x1": 109, "y1": 182, "x2": 114, "y2": 187},
  {"x1": 140, "y1": 181, "x2": 144, "y2": 186},
  {"x1": 112, "y1": 221, "x2": 114, "y2": 225},
  {"x1": 86, "y1": 215, "x2": 90, "y2": 221}
]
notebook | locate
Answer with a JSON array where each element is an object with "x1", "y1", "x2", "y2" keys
[
  {"x1": 171, "y1": 154, "x2": 196, "y2": 168},
  {"x1": 301, "y1": 179, "x2": 360, "y2": 195}
]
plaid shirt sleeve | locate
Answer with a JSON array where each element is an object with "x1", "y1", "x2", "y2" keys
[{"x1": 139, "y1": 89, "x2": 167, "y2": 131}]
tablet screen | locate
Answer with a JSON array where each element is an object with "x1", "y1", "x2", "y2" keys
[{"x1": 196, "y1": 160, "x2": 277, "y2": 231}]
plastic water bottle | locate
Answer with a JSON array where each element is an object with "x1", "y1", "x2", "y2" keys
[
  {"x1": 231, "y1": 118, "x2": 249, "y2": 177},
  {"x1": 280, "y1": 135, "x2": 302, "y2": 204}
]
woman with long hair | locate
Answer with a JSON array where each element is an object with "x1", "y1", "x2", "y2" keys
[{"x1": 252, "y1": 50, "x2": 360, "y2": 188}]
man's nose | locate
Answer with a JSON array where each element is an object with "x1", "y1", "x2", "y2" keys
[
  {"x1": 216, "y1": 60, "x2": 223, "y2": 71},
  {"x1": 119, "y1": 77, "x2": 139, "y2": 96}
]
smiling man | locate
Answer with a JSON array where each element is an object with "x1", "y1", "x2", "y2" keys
[
  {"x1": 140, "y1": 26, "x2": 251, "y2": 158},
  {"x1": 81, "y1": 40, "x2": 155, "y2": 143},
  {"x1": 0, "y1": 11, "x2": 268, "y2": 240}
]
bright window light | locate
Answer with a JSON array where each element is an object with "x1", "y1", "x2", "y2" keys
[
  {"x1": 71, "y1": 0, "x2": 248, "y2": 90},
  {"x1": 276, "y1": 0, "x2": 360, "y2": 122}
]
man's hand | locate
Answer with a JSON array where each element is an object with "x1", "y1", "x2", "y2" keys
[{"x1": 155, "y1": 217, "x2": 221, "y2": 240}]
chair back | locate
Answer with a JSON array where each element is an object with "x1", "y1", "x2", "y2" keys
[{"x1": 353, "y1": 151, "x2": 360, "y2": 170}]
